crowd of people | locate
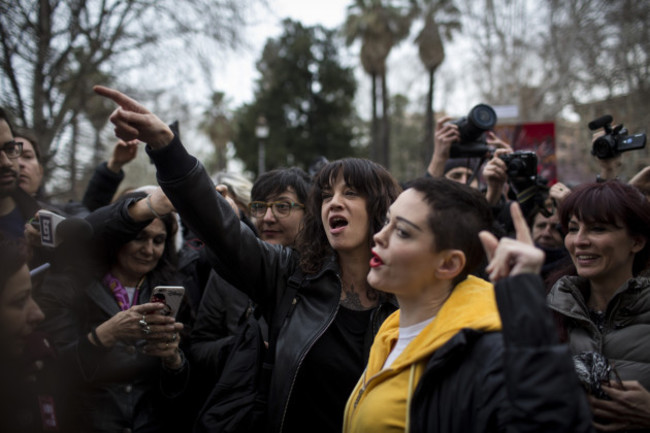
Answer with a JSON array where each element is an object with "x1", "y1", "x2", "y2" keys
[{"x1": 0, "y1": 84, "x2": 649, "y2": 433}]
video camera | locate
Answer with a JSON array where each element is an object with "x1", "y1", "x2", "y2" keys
[
  {"x1": 450, "y1": 104, "x2": 498, "y2": 158},
  {"x1": 588, "y1": 115, "x2": 646, "y2": 159}
]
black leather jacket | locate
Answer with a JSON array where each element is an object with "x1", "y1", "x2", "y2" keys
[{"x1": 146, "y1": 136, "x2": 397, "y2": 432}]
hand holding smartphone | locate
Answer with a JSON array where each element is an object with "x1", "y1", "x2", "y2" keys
[{"x1": 149, "y1": 286, "x2": 185, "y2": 319}]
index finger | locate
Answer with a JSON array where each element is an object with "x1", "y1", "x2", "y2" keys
[
  {"x1": 134, "y1": 302, "x2": 166, "y2": 314},
  {"x1": 93, "y1": 85, "x2": 148, "y2": 114},
  {"x1": 436, "y1": 115, "x2": 452, "y2": 129},
  {"x1": 510, "y1": 202, "x2": 534, "y2": 245}
]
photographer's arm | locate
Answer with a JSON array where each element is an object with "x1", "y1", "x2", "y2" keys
[
  {"x1": 427, "y1": 116, "x2": 459, "y2": 177},
  {"x1": 629, "y1": 166, "x2": 650, "y2": 194},
  {"x1": 94, "y1": 85, "x2": 290, "y2": 306},
  {"x1": 483, "y1": 149, "x2": 510, "y2": 206}
]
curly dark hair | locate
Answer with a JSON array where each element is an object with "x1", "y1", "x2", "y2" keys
[{"x1": 296, "y1": 158, "x2": 401, "y2": 274}]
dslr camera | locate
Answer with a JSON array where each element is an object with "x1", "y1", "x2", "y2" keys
[
  {"x1": 588, "y1": 115, "x2": 646, "y2": 159},
  {"x1": 450, "y1": 104, "x2": 498, "y2": 158},
  {"x1": 500, "y1": 151, "x2": 538, "y2": 184},
  {"x1": 499, "y1": 151, "x2": 552, "y2": 218}
]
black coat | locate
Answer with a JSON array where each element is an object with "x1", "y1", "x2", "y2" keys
[
  {"x1": 37, "y1": 275, "x2": 190, "y2": 433},
  {"x1": 410, "y1": 274, "x2": 594, "y2": 433},
  {"x1": 36, "y1": 197, "x2": 191, "y2": 433}
]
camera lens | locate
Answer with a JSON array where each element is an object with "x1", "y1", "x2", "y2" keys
[
  {"x1": 506, "y1": 159, "x2": 526, "y2": 178},
  {"x1": 592, "y1": 136, "x2": 613, "y2": 159},
  {"x1": 468, "y1": 104, "x2": 497, "y2": 130}
]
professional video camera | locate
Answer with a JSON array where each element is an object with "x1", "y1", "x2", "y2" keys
[
  {"x1": 450, "y1": 104, "x2": 497, "y2": 158},
  {"x1": 588, "y1": 115, "x2": 646, "y2": 159}
]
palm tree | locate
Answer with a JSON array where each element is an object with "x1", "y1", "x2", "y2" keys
[
  {"x1": 200, "y1": 92, "x2": 232, "y2": 172},
  {"x1": 414, "y1": 0, "x2": 461, "y2": 163},
  {"x1": 344, "y1": 0, "x2": 415, "y2": 168}
]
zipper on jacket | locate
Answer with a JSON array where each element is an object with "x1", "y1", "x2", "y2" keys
[
  {"x1": 353, "y1": 367, "x2": 393, "y2": 409},
  {"x1": 278, "y1": 276, "x2": 341, "y2": 432}
]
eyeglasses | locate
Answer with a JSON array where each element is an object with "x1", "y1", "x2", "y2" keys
[
  {"x1": 249, "y1": 201, "x2": 305, "y2": 218},
  {"x1": 0, "y1": 141, "x2": 23, "y2": 159}
]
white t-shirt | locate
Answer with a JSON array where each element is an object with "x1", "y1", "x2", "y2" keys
[{"x1": 382, "y1": 316, "x2": 435, "y2": 369}]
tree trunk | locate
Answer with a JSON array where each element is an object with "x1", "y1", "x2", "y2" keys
[
  {"x1": 371, "y1": 73, "x2": 379, "y2": 162},
  {"x1": 380, "y1": 71, "x2": 390, "y2": 169},
  {"x1": 93, "y1": 128, "x2": 103, "y2": 168},
  {"x1": 69, "y1": 118, "x2": 78, "y2": 197},
  {"x1": 424, "y1": 66, "x2": 435, "y2": 167}
]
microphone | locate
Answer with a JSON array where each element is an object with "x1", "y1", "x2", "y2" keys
[
  {"x1": 588, "y1": 115, "x2": 613, "y2": 131},
  {"x1": 55, "y1": 217, "x2": 94, "y2": 243}
]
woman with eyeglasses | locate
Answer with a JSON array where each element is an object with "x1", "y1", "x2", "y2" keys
[
  {"x1": 94, "y1": 85, "x2": 401, "y2": 433},
  {"x1": 547, "y1": 181, "x2": 650, "y2": 431}
]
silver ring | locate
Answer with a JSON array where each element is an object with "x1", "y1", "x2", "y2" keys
[
  {"x1": 171, "y1": 333, "x2": 177, "y2": 342},
  {"x1": 139, "y1": 314, "x2": 148, "y2": 328},
  {"x1": 166, "y1": 342, "x2": 170, "y2": 349},
  {"x1": 142, "y1": 325, "x2": 151, "y2": 335}
]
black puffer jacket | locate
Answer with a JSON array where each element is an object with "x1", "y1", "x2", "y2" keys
[
  {"x1": 548, "y1": 275, "x2": 650, "y2": 391},
  {"x1": 410, "y1": 274, "x2": 594, "y2": 433},
  {"x1": 146, "y1": 136, "x2": 397, "y2": 433}
]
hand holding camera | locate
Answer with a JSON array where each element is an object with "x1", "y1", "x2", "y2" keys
[
  {"x1": 483, "y1": 149, "x2": 510, "y2": 206},
  {"x1": 588, "y1": 114, "x2": 646, "y2": 160},
  {"x1": 449, "y1": 104, "x2": 498, "y2": 158}
]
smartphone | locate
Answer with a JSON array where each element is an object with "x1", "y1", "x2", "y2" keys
[{"x1": 150, "y1": 286, "x2": 185, "y2": 319}]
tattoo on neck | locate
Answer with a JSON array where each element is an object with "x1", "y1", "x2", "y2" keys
[{"x1": 341, "y1": 286, "x2": 364, "y2": 310}]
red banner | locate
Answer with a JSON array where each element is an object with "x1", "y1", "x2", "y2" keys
[{"x1": 495, "y1": 122, "x2": 557, "y2": 185}]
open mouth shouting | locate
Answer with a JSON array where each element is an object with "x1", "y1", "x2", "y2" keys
[{"x1": 329, "y1": 215, "x2": 349, "y2": 234}]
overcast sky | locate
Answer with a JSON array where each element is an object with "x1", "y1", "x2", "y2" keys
[{"x1": 208, "y1": 0, "x2": 479, "y2": 117}]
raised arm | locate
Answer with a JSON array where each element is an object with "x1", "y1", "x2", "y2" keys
[{"x1": 93, "y1": 86, "x2": 293, "y2": 306}]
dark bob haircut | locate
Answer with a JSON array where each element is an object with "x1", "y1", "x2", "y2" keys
[
  {"x1": 251, "y1": 167, "x2": 312, "y2": 205},
  {"x1": 559, "y1": 180, "x2": 650, "y2": 275},
  {"x1": 405, "y1": 177, "x2": 493, "y2": 285},
  {"x1": 296, "y1": 158, "x2": 401, "y2": 274}
]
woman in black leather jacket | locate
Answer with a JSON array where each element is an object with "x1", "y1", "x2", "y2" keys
[{"x1": 93, "y1": 85, "x2": 401, "y2": 433}]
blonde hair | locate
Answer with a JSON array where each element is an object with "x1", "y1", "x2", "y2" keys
[{"x1": 212, "y1": 171, "x2": 253, "y2": 207}]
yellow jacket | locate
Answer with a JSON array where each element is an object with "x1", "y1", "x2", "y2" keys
[{"x1": 343, "y1": 275, "x2": 502, "y2": 433}]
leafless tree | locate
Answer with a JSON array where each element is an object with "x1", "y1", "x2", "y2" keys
[{"x1": 0, "y1": 0, "x2": 258, "y2": 197}]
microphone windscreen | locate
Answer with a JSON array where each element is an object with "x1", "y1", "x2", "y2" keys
[
  {"x1": 588, "y1": 115, "x2": 613, "y2": 131},
  {"x1": 55, "y1": 217, "x2": 94, "y2": 242}
]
